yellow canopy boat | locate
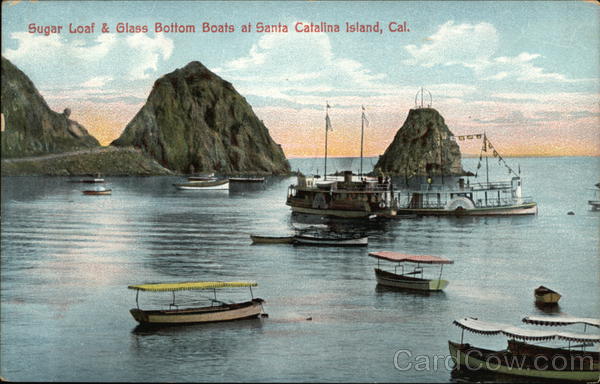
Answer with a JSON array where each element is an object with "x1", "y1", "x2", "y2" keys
[{"x1": 128, "y1": 281, "x2": 265, "y2": 325}]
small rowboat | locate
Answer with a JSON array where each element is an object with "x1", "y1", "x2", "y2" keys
[
  {"x1": 128, "y1": 281, "x2": 265, "y2": 326},
  {"x1": 293, "y1": 232, "x2": 368, "y2": 247},
  {"x1": 82, "y1": 188, "x2": 112, "y2": 195},
  {"x1": 174, "y1": 179, "x2": 229, "y2": 190},
  {"x1": 230, "y1": 177, "x2": 265, "y2": 183},
  {"x1": 250, "y1": 235, "x2": 295, "y2": 244},
  {"x1": 534, "y1": 285, "x2": 561, "y2": 304},
  {"x1": 368, "y1": 252, "x2": 453, "y2": 291}
]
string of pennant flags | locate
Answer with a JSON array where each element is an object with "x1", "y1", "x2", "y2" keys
[{"x1": 453, "y1": 133, "x2": 519, "y2": 177}]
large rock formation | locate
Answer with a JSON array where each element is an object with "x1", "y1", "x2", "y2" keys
[
  {"x1": 1, "y1": 56, "x2": 100, "y2": 158},
  {"x1": 111, "y1": 61, "x2": 290, "y2": 174},
  {"x1": 374, "y1": 108, "x2": 464, "y2": 176}
]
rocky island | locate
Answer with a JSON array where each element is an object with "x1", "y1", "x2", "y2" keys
[
  {"x1": 111, "y1": 61, "x2": 290, "y2": 175},
  {"x1": 374, "y1": 107, "x2": 465, "y2": 177}
]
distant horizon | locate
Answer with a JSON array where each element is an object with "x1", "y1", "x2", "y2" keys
[{"x1": 286, "y1": 154, "x2": 600, "y2": 159}]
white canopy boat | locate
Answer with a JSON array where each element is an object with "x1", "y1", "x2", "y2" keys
[
  {"x1": 368, "y1": 251, "x2": 453, "y2": 291},
  {"x1": 128, "y1": 281, "x2": 265, "y2": 325},
  {"x1": 449, "y1": 316, "x2": 600, "y2": 382}
]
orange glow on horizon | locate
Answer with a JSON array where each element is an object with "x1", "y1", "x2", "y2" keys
[{"x1": 49, "y1": 103, "x2": 599, "y2": 158}]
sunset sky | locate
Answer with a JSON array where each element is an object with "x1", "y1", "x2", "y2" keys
[{"x1": 2, "y1": 1, "x2": 598, "y2": 157}]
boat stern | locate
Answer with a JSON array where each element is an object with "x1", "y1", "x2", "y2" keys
[{"x1": 428, "y1": 279, "x2": 449, "y2": 291}]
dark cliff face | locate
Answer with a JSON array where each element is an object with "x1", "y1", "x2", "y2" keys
[
  {"x1": 1, "y1": 56, "x2": 100, "y2": 158},
  {"x1": 374, "y1": 108, "x2": 464, "y2": 176},
  {"x1": 111, "y1": 61, "x2": 290, "y2": 174}
]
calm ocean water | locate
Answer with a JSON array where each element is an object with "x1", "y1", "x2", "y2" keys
[{"x1": 1, "y1": 156, "x2": 599, "y2": 382}]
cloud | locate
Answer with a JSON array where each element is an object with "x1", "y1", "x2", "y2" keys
[
  {"x1": 403, "y1": 21, "x2": 582, "y2": 83},
  {"x1": 125, "y1": 34, "x2": 173, "y2": 80},
  {"x1": 81, "y1": 76, "x2": 113, "y2": 88},
  {"x1": 3, "y1": 32, "x2": 173, "y2": 83},
  {"x1": 403, "y1": 21, "x2": 498, "y2": 68},
  {"x1": 214, "y1": 30, "x2": 389, "y2": 107},
  {"x1": 4, "y1": 32, "x2": 116, "y2": 62}
]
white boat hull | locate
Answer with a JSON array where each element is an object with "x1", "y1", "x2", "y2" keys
[
  {"x1": 174, "y1": 181, "x2": 229, "y2": 190},
  {"x1": 397, "y1": 202, "x2": 537, "y2": 216},
  {"x1": 449, "y1": 341, "x2": 600, "y2": 382},
  {"x1": 374, "y1": 268, "x2": 448, "y2": 291},
  {"x1": 130, "y1": 299, "x2": 263, "y2": 325}
]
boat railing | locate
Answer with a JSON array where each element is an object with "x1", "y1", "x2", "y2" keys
[
  {"x1": 292, "y1": 183, "x2": 392, "y2": 193},
  {"x1": 416, "y1": 181, "x2": 512, "y2": 193},
  {"x1": 404, "y1": 195, "x2": 534, "y2": 209},
  {"x1": 332, "y1": 183, "x2": 393, "y2": 192},
  {"x1": 470, "y1": 181, "x2": 512, "y2": 190},
  {"x1": 473, "y1": 196, "x2": 534, "y2": 208}
]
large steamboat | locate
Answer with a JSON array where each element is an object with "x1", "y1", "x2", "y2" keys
[{"x1": 286, "y1": 171, "x2": 396, "y2": 218}]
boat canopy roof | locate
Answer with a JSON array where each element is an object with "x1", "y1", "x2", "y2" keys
[
  {"x1": 522, "y1": 315, "x2": 600, "y2": 328},
  {"x1": 453, "y1": 317, "x2": 600, "y2": 343},
  {"x1": 369, "y1": 251, "x2": 454, "y2": 264},
  {"x1": 128, "y1": 281, "x2": 257, "y2": 292}
]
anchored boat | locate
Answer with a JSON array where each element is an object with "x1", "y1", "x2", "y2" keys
[
  {"x1": 250, "y1": 235, "x2": 295, "y2": 244},
  {"x1": 396, "y1": 133, "x2": 537, "y2": 216},
  {"x1": 286, "y1": 105, "x2": 396, "y2": 218},
  {"x1": 368, "y1": 251, "x2": 453, "y2": 291},
  {"x1": 293, "y1": 230, "x2": 368, "y2": 247},
  {"x1": 534, "y1": 285, "x2": 562, "y2": 304},
  {"x1": 82, "y1": 186, "x2": 111, "y2": 195},
  {"x1": 589, "y1": 184, "x2": 600, "y2": 211},
  {"x1": 173, "y1": 179, "x2": 229, "y2": 190},
  {"x1": 230, "y1": 177, "x2": 265, "y2": 183},
  {"x1": 128, "y1": 281, "x2": 265, "y2": 325},
  {"x1": 449, "y1": 316, "x2": 600, "y2": 382}
]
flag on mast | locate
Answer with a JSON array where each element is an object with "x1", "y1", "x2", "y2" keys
[
  {"x1": 326, "y1": 102, "x2": 333, "y2": 131},
  {"x1": 361, "y1": 105, "x2": 369, "y2": 127}
]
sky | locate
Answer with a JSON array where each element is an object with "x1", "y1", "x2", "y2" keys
[{"x1": 2, "y1": 0, "x2": 599, "y2": 157}]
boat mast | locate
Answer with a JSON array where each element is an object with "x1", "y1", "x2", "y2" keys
[
  {"x1": 324, "y1": 102, "x2": 332, "y2": 180},
  {"x1": 360, "y1": 105, "x2": 365, "y2": 176},
  {"x1": 484, "y1": 132, "x2": 489, "y2": 185},
  {"x1": 439, "y1": 131, "x2": 444, "y2": 185}
]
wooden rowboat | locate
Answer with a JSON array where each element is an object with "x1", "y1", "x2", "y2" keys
[
  {"x1": 369, "y1": 252, "x2": 453, "y2": 291},
  {"x1": 293, "y1": 232, "x2": 368, "y2": 247},
  {"x1": 535, "y1": 285, "x2": 561, "y2": 304},
  {"x1": 82, "y1": 188, "x2": 112, "y2": 195},
  {"x1": 174, "y1": 179, "x2": 229, "y2": 190},
  {"x1": 250, "y1": 235, "x2": 295, "y2": 244},
  {"x1": 230, "y1": 177, "x2": 265, "y2": 183},
  {"x1": 128, "y1": 281, "x2": 265, "y2": 326}
]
